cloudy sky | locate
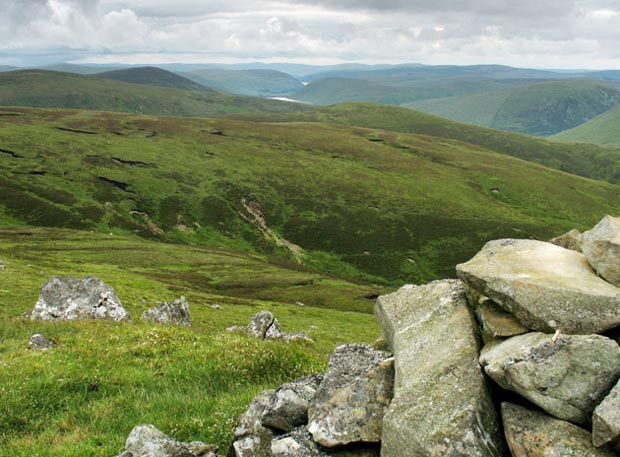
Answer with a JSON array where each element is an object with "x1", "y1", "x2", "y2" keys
[{"x1": 2, "y1": 0, "x2": 620, "y2": 68}]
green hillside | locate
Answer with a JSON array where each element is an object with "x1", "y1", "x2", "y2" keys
[
  {"x1": 42, "y1": 63, "x2": 121, "y2": 75},
  {"x1": 0, "y1": 70, "x2": 309, "y2": 116},
  {"x1": 553, "y1": 106, "x2": 620, "y2": 147},
  {"x1": 183, "y1": 68, "x2": 304, "y2": 97},
  {"x1": 490, "y1": 80, "x2": 620, "y2": 135},
  {"x1": 243, "y1": 102, "x2": 620, "y2": 184},
  {"x1": 96, "y1": 67, "x2": 210, "y2": 92},
  {"x1": 2, "y1": 107, "x2": 620, "y2": 285}
]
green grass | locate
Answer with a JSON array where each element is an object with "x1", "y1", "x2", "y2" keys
[
  {"x1": 96, "y1": 67, "x2": 211, "y2": 92},
  {"x1": 0, "y1": 226, "x2": 382, "y2": 456},
  {"x1": 553, "y1": 106, "x2": 620, "y2": 147},
  {"x1": 2, "y1": 106, "x2": 620, "y2": 285},
  {"x1": 0, "y1": 70, "x2": 310, "y2": 117}
]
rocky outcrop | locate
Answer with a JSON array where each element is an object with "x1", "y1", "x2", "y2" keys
[
  {"x1": 29, "y1": 333, "x2": 55, "y2": 350},
  {"x1": 231, "y1": 390, "x2": 276, "y2": 457},
  {"x1": 593, "y1": 380, "x2": 620, "y2": 448},
  {"x1": 582, "y1": 215, "x2": 620, "y2": 287},
  {"x1": 116, "y1": 424, "x2": 217, "y2": 457},
  {"x1": 480, "y1": 332, "x2": 620, "y2": 424},
  {"x1": 456, "y1": 239, "x2": 620, "y2": 334},
  {"x1": 30, "y1": 275, "x2": 130, "y2": 321},
  {"x1": 142, "y1": 297, "x2": 191, "y2": 326},
  {"x1": 502, "y1": 403, "x2": 615, "y2": 457},
  {"x1": 375, "y1": 280, "x2": 503, "y2": 457},
  {"x1": 307, "y1": 345, "x2": 393, "y2": 447}
]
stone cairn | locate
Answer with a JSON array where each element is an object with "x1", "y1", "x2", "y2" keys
[{"x1": 233, "y1": 215, "x2": 620, "y2": 457}]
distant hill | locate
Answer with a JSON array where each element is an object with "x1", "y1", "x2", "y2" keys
[
  {"x1": 95, "y1": 66, "x2": 210, "y2": 92},
  {"x1": 553, "y1": 106, "x2": 620, "y2": 146},
  {"x1": 2, "y1": 106, "x2": 620, "y2": 285},
  {"x1": 0, "y1": 70, "x2": 310, "y2": 116},
  {"x1": 42, "y1": 63, "x2": 122, "y2": 75},
  {"x1": 292, "y1": 78, "x2": 419, "y2": 105},
  {"x1": 0, "y1": 65, "x2": 18, "y2": 72},
  {"x1": 182, "y1": 68, "x2": 304, "y2": 97}
]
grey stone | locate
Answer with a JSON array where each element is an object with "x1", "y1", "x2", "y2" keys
[
  {"x1": 457, "y1": 239, "x2": 620, "y2": 334},
  {"x1": 475, "y1": 297, "x2": 528, "y2": 338},
  {"x1": 230, "y1": 389, "x2": 276, "y2": 457},
  {"x1": 272, "y1": 428, "x2": 379, "y2": 457},
  {"x1": 247, "y1": 311, "x2": 275, "y2": 338},
  {"x1": 142, "y1": 297, "x2": 191, "y2": 326},
  {"x1": 502, "y1": 402, "x2": 615, "y2": 457},
  {"x1": 550, "y1": 228, "x2": 583, "y2": 252},
  {"x1": 307, "y1": 344, "x2": 393, "y2": 447},
  {"x1": 265, "y1": 318, "x2": 284, "y2": 339},
  {"x1": 593, "y1": 379, "x2": 620, "y2": 447},
  {"x1": 375, "y1": 280, "x2": 503, "y2": 457},
  {"x1": 29, "y1": 333, "x2": 55, "y2": 350},
  {"x1": 30, "y1": 275, "x2": 129, "y2": 321},
  {"x1": 121, "y1": 424, "x2": 216, "y2": 457},
  {"x1": 480, "y1": 332, "x2": 620, "y2": 424},
  {"x1": 262, "y1": 375, "x2": 323, "y2": 433},
  {"x1": 582, "y1": 215, "x2": 620, "y2": 287}
]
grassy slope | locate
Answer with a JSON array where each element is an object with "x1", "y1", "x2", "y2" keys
[
  {"x1": 183, "y1": 69, "x2": 304, "y2": 97},
  {"x1": 2, "y1": 107, "x2": 620, "y2": 285},
  {"x1": 0, "y1": 226, "x2": 381, "y2": 456},
  {"x1": 0, "y1": 70, "x2": 309, "y2": 117},
  {"x1": 95, "y1": 67, "x2": 211, "y2": 92},
  {"x1": 553, "y1": 106, "x2": 620, "y2": 147}
]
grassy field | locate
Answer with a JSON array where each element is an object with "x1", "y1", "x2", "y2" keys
[
  {"x1": 554, "y1": 106, "x2": 620, "y2": 147},
  {"x1": 0, "y1": 70, "x2": 309, "y2": 117},
  {"x1": 2, "y1": 106, "x2": 620, "y2": 286},
  {"x1": 0, "y1": 226, "x2": 382, "y2": 456}
]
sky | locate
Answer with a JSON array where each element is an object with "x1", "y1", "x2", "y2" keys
[{"x1": 2, "y1": 0, "x2": 620, "y2": 69}]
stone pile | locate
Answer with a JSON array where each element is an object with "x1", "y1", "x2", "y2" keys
[
  {"x1": 228, "y1": 310, "x2": 313, "y2": 343},
  {"x1": 228, "y1": 344, "x2": 393, "y2": 456}
]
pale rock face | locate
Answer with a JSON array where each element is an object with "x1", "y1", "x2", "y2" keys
[
  {"x1": 142, "y1": 297, "x2": 191, "y2": 326},
  {"x1": 307, "y1": 344, "x2": 393, "y2": 447},
  {"x1": 30, "y1": 275, "x2": 130, "y2": 322},
  {"x1": 480, "y1": 332, "x2": 620, "y2": 424},
  {"x1": 582, "y1": 215, "x2": 620, "y2": 287},
  {"x1": 119, "y1": 424, "x2": 216, "y2": 457},
  {"x1": 593, "y1": 379, "x2": 620, "y2": 447},
  {"x1": 375, "y1": 280, "x2": 503, "y2": 457},
  {"x1": 502, "y1": 403, "x2": 616, "y2": 457},
  {"x1": 457, "y1": 239, "x2": 620, "y2": 334},
  {"x1": 247, "y1": 311, "x2": 276, "y2": 338}
]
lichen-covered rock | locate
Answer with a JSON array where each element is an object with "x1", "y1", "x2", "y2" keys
[
  {"x1": 582, "y1": 215, "x2": 620, "y2": 287},
  {"x1": 593, "y1": 379, "x2": 620, "y2": 447},
  {"x1": 261, "y1": 375, "x2": 323, "y2": 433},
  {"x1": 271, "y1": 427, "x2": 379, "y2": 457},
  {"x1": 457, "y1": 239, "x2": 620, "y2": 334},
  {"x1": 30, "y1": 275, "x2": 129, "y2": 321},
  {"x1": 142, "y1": 297, "x2": 191, "y2": 326},
  {"x1": 247, "y1": 311, "x2": 275, "y2": 338},
  {"x1": 375, "y1": 280, "x2": 503, "y2": 457},
  {"x1": 550, "y1": 228, "x2": 583, "y2": 252},
  {"x1": 307, "y1": 344, "x2": 393, "y2": 447},
  {"x1": 230, "y1": 389, "x2": 276, "y2": 457},
  {"x1": 119, "y1": 424, "x2": 216, "y2": 457},
  {"x1": 29, "y1": 334, "x2": 55, "y2": 350},
  {"x1": 475, "y1": 298, "x2": 528, "y2": 339},
  {"x1": 502, "y1": 402, "x2": 615, "y2": 457},
  {"x1": 265, "y1": 318, "x2": 284, "y2": 340},
  {"x1": 480, "y1": 332, "x2": 620, "y2": 424}
]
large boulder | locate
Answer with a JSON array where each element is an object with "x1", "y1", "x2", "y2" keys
[
  {"x1": 456, "y1": 239, "x2": 620, "y2": 334},
  {"x1": 261, "y1": 375, "x2": 323, "y2": 433},
  {"x1": 593, "y1": 379, "x2": 620, "y2": 448},
  {"x1": 582, "y1": 215, "x2": 620, "y2": 287},
  {"x1": 247, "y1": 311, "x2": 276, "y2": 338},
  {"x1": 30, "y1": 275, "x2": 130, "y2": 321},
  {"x1": 502, "y1": 403, "x2": 615, "y2": 457},
  {"x1": 307, "y1": 344, "x2": 393, "y2": 447},
  {"x1": 118, "y1": 424, "x2": 216, "y2": 457},
  {"x1": 142, "y1": 297, "x2": 191, "y2": 326},
  {"x1": 229, "y1": 389, "x2": 276, "y2": 457},
  {"x1": 375, "y1": 280, "x2": 503, "y2": 457},
  {"x1": 480, "y1": 332, "x2": 620, "y2": 424}
]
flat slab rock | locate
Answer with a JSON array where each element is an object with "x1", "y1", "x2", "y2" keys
[
  {"x1": 481, "y1": 332, "x2": 620, "y2": 425},
  {"x1": 502, "y1": 402, "x2": 616, "y2": 457},
  {"x1": 457, "y1": 239, "x2": 620, "y2": 334},
  {"x1": 375, "y1": 280, "x2": 503, "y2": 457},
  {"x1": 30, "y1": 275, "x2": 130, "y2": 321},
  {"x1": 582, "y1": 215, "x2": 620, "y2": 287}
]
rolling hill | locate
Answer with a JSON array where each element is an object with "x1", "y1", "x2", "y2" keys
[
  {"x1": 182, "y1": 68, "x2": 304, "y2": 97},
  {"x1": 553, "y1": 106, "x2": 620, "y2": 146},
  {"x1": 0, "y1": 70, "x2": 309, "y2": 116},
  {"x1": 96, "y1": 66, "x2": 211, "y2": 92},
  {"x1": 2, "y1": 106, "x2": 620, "y2": 286}
]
